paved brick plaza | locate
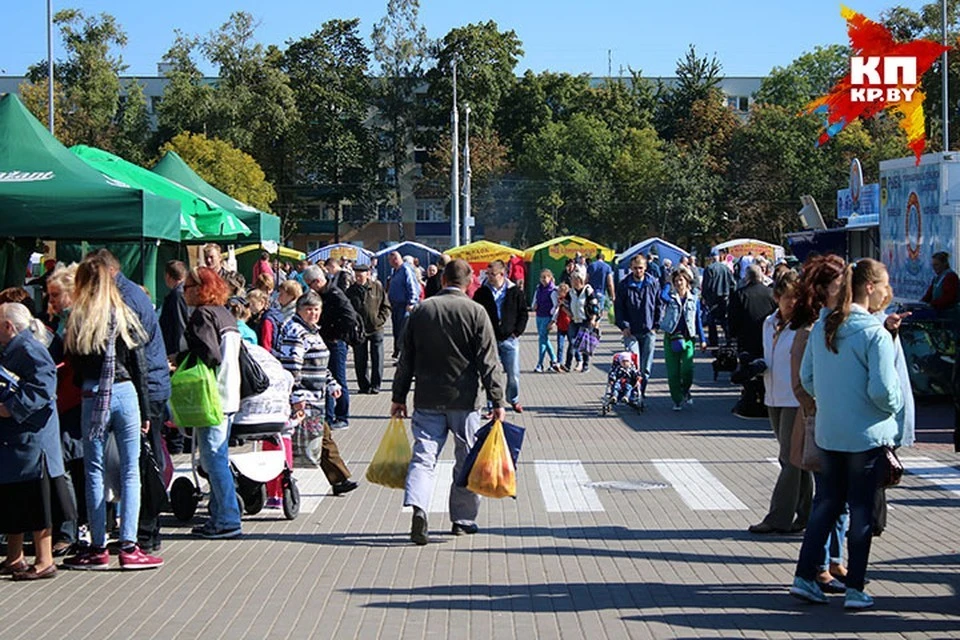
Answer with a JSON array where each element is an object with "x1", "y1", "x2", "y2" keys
[{"x1": 0, "y1": 324, "x2": 957, "y2": 639}]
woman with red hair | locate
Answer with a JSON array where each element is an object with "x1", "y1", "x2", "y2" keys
[{"x1": 179, "y1": 267, "x2": 243, "y2": 539}]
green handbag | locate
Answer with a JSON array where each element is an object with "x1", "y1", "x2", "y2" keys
[{"x1": 169, "y1": 354, "x2": 224, "y2": 427}]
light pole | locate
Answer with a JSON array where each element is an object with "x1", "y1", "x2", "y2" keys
[
  {"x1": 462, "y1": 104, "x2": 472, "y2": 244},
  {"x1": 450, "y1": 60, "x2": 460, "y2": 248},
  {"x1": 944, "y1": 0, "x2": 950, "y2": 151},
  {"x1": 47, "y1": 0, "x2": 54, "y2": 134}
]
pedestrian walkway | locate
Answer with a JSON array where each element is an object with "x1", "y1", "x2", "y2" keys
[{"x1": 2, "y1": 322, "x2": 958, "y2": 639}]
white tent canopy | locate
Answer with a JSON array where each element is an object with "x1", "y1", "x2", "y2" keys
[{"x1": 712, "y1": 238, "x2": 785, "y2": 262}]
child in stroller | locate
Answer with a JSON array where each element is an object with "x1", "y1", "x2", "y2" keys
[{"x1": 602, "y1": 351, "x2": 643, "y2": 415}]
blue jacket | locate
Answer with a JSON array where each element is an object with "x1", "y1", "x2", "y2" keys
[
  {"x1": 387, "y1": 264, "x2": 420, "y2": 307},
  {"x1": 614, "y1": 274, "x2": 661, "y2": 334},
  {"x1": 0, "y1": 331, "x2": 64, "y2": 484},
  {"x1": 117, "y1": 273, "x2": 171, "y2": 402},
  {"x1": 800, "y1": 306, "x2": 903, "y2": 452},
  {"x1": 661, "y1": 292, "x2": 705, "y2": 343}
]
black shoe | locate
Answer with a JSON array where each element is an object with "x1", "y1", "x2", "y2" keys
[
  {"x1": 332, "y1": 480, "x2": 358, "y2": 496},
  {"x1": 411, "y1": 508, "x2": 429, "y2": 545},
  {"x1": 451, "y1": 522, "x2": 479, "y2": 536},
  {"x1": 748, "y1": 522, "x2": 788, "y2": 534},
  {"x1": 358, "y1": 388, "x2": 370, "y2": 395},
  {"x1": 369, "y1": 388, "x2": 380, "y2": 395}
]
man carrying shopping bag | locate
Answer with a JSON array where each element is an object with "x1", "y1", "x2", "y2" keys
[{"x1": 391, "y1": 259, "x2": 507, "y2": 546}]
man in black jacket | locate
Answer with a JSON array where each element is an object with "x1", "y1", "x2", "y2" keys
[
  {"x1": 728, "y1": 264, "x2": 777, "y2": 418},
  {"x1": 345, "y1": 265, "x2": 390, "y2": 394},
  {"x1": 303, "y1": 265, "x2": 359, "y2": 430},
  {"x1": 701, "y1": 251, "x2": 736, "y2": 346},
  {"x1": 474, "y1": 260, "x2": 528, "y2": 413},
  {"x1": 158, "y1": 259, "x2": 189, "y2": 455}
]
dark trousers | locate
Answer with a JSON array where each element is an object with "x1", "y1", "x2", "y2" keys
[
  {"x1": 354, "y1": 331, "x2": 384, "y2": 392},
  {"x1": 138, "y1": 399, "x2": 167, "y2": 550},
  {"x1": 795, "y1": 447, "x2": 883, "y2": 591},
  {"x1": 565, "y1": 322, "x2": 590, "y2": 368},
  {"x1": 325, "y1": 341, "x2": 350, "y2": 425},
  {"x1": 706, "y1": 298, "x2": 730, "y2": 347},
  {"x1": 55, "y1": 458, "x2": 87, "y2": 545}
]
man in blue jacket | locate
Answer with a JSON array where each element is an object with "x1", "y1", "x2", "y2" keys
[
  {"x1": 386, "y1": 251, "x2": 421, "y2": 360},
  {"x1": 90, "y1": 250, "x2": 171, "y2": 553},
  {"x1": 614, "y1": 254, "x2": 662, "y2": 406}
]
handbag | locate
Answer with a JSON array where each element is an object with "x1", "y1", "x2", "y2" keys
[
  {"x1": 574, "y1": 326, "x2": 600, "y2": 355},
  {"x1": 238, "y1": 342, "x2": 269, "y2": 398},
  {"x1": 669, "y1": 336, "x2": 686, "y2": 353},
  {"x1": 878, "y1": 445, "x2": 904, "y2": 488},
  {"x1": 140, "y1": 440, "x2": 170, "y2": 519},
  {"x1": 169, "y1": 354, "x2": 224, "y2": 427}
]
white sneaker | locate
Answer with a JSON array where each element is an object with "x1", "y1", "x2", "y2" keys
[
  {"x1": 684, "y1": 392, "x2": 693, "y2": 406},
  {"x1": 672, "y1": 404, "x2": 682, "y2": 411},
  {"x1": 534, "y1": 365, "x2": 544, "y2": 373}
]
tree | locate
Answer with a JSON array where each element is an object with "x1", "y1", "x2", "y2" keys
[
  {"x1": 655, "y1": 142, "x2": 724, "y2": 247},
  {"x1": 114, "y1": 79, "x2": 151, "y2": 165},
  {"x1": 655, "y1": 45, "x2": 724, "y2": 142},
  {"x1": 18, "y1": 78, "x2": 71, "y2": 143},
  {"x1": 155, "y1": 31, "x2": 216, "y2": 144},
  {"x1": 160, "y1": 132, "x2": 277, "y2": 212},
  {"x1": 609, "y1": 126, "x2": 665, "y2": 242},
  {"x1": 421, "y1": 21, "x2": 523, "y2": 146},
  {"x1": 755, "y1": 45, "x2": 850, "y2": 111},
  {"x1": 371, "y1": 0, "x2": 431, "y2": 238},
  {"x1": 282, "y1": 19, "x2": 381, "y2": 228}
]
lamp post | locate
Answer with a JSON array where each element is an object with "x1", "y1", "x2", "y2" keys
[
  {"x1": 462, "y1": 104, "x2": 472, "y2": 244},
  {"x1": 47, "y1": 0, "x2": 54, "y2": 134},
  {"x1": 944, "y1": 0, "x2": 950, "y2": 151},
  {"x1": 450, "y1": 60, "x2": 460, "y2": 248}
]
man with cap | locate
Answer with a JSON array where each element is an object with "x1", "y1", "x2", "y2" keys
[{"x1": 346, "y1": 264, "x2": 391, "y2": 394}]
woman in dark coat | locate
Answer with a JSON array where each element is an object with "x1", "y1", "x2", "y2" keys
[{"x1": 0, "y1": 302, "x2": 75, "y2": 581}]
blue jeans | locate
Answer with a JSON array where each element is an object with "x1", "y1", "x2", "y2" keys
[
  {"x1": 566, "y1": 323, "x2": 584, "y2": 368},
  {"x1": 795, "y1": 448, "x2": 882, "y2": 591},
  {"x1": 390, "y1": 303, "x2": 409, "y2": 357},
  {"x1": 623, "y1": 330, "x2": 656, "y2": 395},
  {"x1": 404, "y1": 409, "x2": 481, "y2": 525},
  {"x1": 196, "y1": 415, "x2": 241, "y2": 531},
  {"x1": 325, "y1": 340, "x2": 350, "y2": 424},
  {"x1": 535, "y1": 316, "x2": 557, "y2": 368},
  {"x1": 498, "y1": 337, "x2": 521, "y2": 405},
  {"x1": 813, "y1": 471, "x2": 849, "y2": 570},
  {"x1": 557, "y1": 331, "x2": 567, "y2": 366},
  {"x1": 81, "y1": 381, "x2": 141, "y2": 547}
]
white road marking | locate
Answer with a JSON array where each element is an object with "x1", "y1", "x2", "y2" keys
[
  {"x1": 534, "y1": 460, "x2": 604, "y2": 512},
  {"x1": 901, "y1": 456, "x2": 960, "y2": 496},
  {"x1": 652, "y1": 458, "x2": 748, "y2": 511}
]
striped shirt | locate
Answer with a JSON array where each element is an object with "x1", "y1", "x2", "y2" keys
[{"x1": 274, "y1": 314, "x2": 339, "y2": 408}]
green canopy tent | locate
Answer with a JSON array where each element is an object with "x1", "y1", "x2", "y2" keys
[
  {"x1": 152, "y1": 151, "x2": 281, "y2": 246},
  {"x1": 0, "y1": 94, "x2": 182, "y2": 295},
  {"x1": 71, "y1": 145, "x2": 252, "y2": 242}
]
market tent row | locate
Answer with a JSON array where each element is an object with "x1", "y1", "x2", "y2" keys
[
  {"x1": 615, "y1": 237, "x2": 691, "y2": 279},
  {"x1": 523, "y1": 235, "x2": 615, "y2": 299},
  {"x1": 71, "y1": 145, "x2": 252, "y2": 242},
  {"x1": 0, "y1": 94, "x2": 181, "y2": 293},
  {"x1": 712, "y1": 238, "x2": 785, "y2": 262},
  {"x1": 152, "y1": 150, "x2": 281, "y2": 247},
  {"x1": 307, "y1": 243, "x2": 373, "y2": 266},
  {"x1": 373, "y1": 241, "x2": 442, "y2": 283},
  {"x1": 446, "y1": 240, "x2": 523, "y2": 277},
  {"x1": 235, "y1": 244, "x2": 305, "y2": 281}
]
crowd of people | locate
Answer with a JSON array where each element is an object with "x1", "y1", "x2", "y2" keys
[{"x1": 0, "y1": 238, "x2": 956, "y2": 608}]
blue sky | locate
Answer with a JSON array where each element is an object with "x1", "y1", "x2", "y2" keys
[{"x1": 2, "y1": 0, "x2": 919, "y2": 78}]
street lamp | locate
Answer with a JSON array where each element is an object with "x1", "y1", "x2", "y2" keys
[
  {"x1": 450, "y1": 60, "x2": 460, "y2": 248},
  {"x1": 462, "y1": 104, "x2": 472, "y2": 244},
  {"x1": 47, "y1": 0, "x2": 54, "y2": 134}
]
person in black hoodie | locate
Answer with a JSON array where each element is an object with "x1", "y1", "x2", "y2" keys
[
  {"x1": 728, "y1": 264, "x2": 777, "y2": 418},
  {"x1": 474, "y1": 260, "x2": 528, "y2": 413}
]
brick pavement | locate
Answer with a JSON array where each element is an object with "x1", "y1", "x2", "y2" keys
[{"x1": 0, "y1": 320, "x2": 957, "y2": 639}]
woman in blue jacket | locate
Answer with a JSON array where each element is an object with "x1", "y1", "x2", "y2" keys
[
  {"x1": 790, "y1": 258, "x2": 903, "y2": 610},
  {"x1": 660, "y1": 269, "x2": 705, "y2": 411}
]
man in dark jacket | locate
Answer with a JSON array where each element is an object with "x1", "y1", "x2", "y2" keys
[
  {"x1": 159, "y1": 260, "x2": 189, "y2": 357},
  {"x1": 728, "y1": 264, "x2": 777, "y2": 419},
  {"x1": 303, "y1": 265, "x2": 359, "y2": 430},
  {"x1": 701, "y1": 251, "x2": 737, "y2": 346},
  {"x1": 391, "y1": 259, "x2": 506, "y2": 545},
  {"x1": 345, "y1": 265, "x2": 390, "y2": 394},
  {"x1": 89, "y1": 249, "x2": 170, "y2": 553},
  {"x1": 473, "y1": 260, "x2": 528, "y2": 413},
  {"x1": 614, "y1": 254, "x2": 662, "y2": 403}
]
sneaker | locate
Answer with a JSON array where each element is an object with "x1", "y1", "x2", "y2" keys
[
  {"x1": 330, "y1": 420, "x2": 350, "y2": 431},
  {"x1": 119, "y1": 545, "x2": 164, "y2": 570},
  {"x1": 63, "y1": 547, "x2": 111, "y2": 571},
  {"x1": 200, "y1": 527, "x2": 242, "y2": 540},
  {"x1": 789, "y1": 576, "x2": 828, "y2": 604},
  {"x1": 684, "y1": 392, "x2": 693, "y2": 406},
  {"x1": 844, "y1": 589, "x2": 874, "y2": 610},
  {"x1": 672, "y1": 404, "x2": 682, "y2": 411},
  {"x1": 534, "y1": 365, "x2": 544, "y2": 373},
  {"x1": 265, "y1": 497, "x2": 283, "y2": 509}
]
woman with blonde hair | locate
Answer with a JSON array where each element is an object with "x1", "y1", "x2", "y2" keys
[{"x1": 62, "y1": 260, "x2": 162, "y2": 570}]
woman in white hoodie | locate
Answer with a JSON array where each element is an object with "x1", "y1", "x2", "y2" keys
[{"x1": 750, "y1": 271, "x2": 813, "y2": 535}]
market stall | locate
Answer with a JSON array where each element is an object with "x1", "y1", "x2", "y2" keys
[
  {"x1": 446, "y1": 240, "x2": 523, "y2": 276},
  {"x1": 373, "y1": 241, "x2": 442, "y2": 283},
  {"x1": 306, "y1": 242, "x2": 373, "y2": 266},
  {"x1": 712, "y1": 238, "x2": 785, "y2": 262},
  {"x1": 615, "y1": 237, "x2": 690, "y2": 279}
]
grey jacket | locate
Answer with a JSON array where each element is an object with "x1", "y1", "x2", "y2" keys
[{"x1": 392, "y1": 288, "x2": 506, "y2": 410}]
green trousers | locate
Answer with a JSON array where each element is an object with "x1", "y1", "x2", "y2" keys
[{"x1": 664, "y1": 336, "x2": 695, "y2": 405}]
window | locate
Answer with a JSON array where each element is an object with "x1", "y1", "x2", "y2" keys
[
  {"x1": 149, "y1": 95, "x2": 162, "y2": 114},
  {"x1": 416, "y1": 199, "x2": 446, "y2": 222},
  {"x1": 378, "y1": 203, "x2": 400, "y2": 222},
  {"x1": 738, "y1": 96, "x2": 749, "y2": 112}
]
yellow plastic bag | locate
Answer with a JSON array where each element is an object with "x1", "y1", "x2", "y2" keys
[
  {"x1": 466, "y1": 420, "x2": 517, "y2": 498},
  {"x1": 365, "y1": 416, "x2": 413, "y2": 489}
]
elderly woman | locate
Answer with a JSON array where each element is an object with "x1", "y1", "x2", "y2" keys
[
  {"x1": 180, "y1": 267, "x2": 243, "y2": 539},
  {"x1": 275, "y1": 291, "x2": 357, "y2": 497},
  {"x1": 565, "y1": 269, "x2": 599, "y2": 373},
  {"x1": 0, "y1": 303, "x2": 75, "y2": 581}
]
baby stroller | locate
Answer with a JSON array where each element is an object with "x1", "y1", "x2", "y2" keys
[
  {"x1": 601, "y1": 351, "x2": 643, "y2": 415},
  {"x1": 711, "y1": 346, "x2": 739, "y2": 381},
  {"x1": 169, "y1": 345, "x2": 301, "y2": 522}
]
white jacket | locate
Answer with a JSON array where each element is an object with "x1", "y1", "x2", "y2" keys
[{"x1": 762, "y1": 311, "x2": 799, "y2": 408}]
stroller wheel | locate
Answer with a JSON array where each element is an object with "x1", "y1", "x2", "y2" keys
[
  {"x1": 170, "y1": 477, "x2": 199, "y2": 522},
  {"x1": 243, "y1": 484, "x2": 267, "y2": 515},
  {"x1": 282, "y1": 476, "x2": 300, "y2": 520}
]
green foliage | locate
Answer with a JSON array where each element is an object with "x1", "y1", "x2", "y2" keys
[
  {"x1": 156, "y1": 31, "x2": 216, "y2": 144},
  {"x1": 755, "y1": 45, "x2": 850, "y2": 111},
  {"x1": 114, "y1": 79, "x2": 151, "y2": 165},
  {"x1": 160, "y1": 132, "x2": 277, "y2": 212}
]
